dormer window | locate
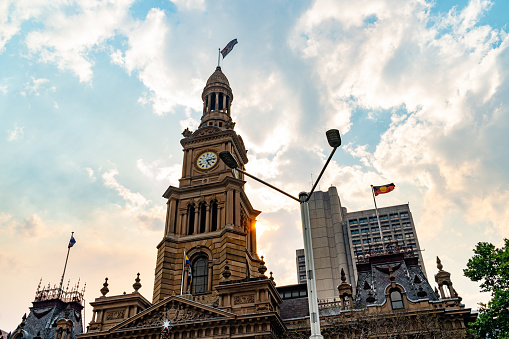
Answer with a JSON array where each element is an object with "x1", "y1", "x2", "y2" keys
[{"x1": 390, "y1": 289, "x2": 404, "y2": 309}]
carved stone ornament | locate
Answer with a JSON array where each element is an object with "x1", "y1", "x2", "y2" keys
[
  {"x1": 192, "y1": 126, "x2": 221, "y2": 138},
  {"x1": 233, "y1": 294, "x2": 255, "y2": 305},
  {"x1": 130, "y1": 302, "x2": 219, "y2": 328},
  {"x1": 106, "y1": 309, "x2": 125, "y2": 320}
]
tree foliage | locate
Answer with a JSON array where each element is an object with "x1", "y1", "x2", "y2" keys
[{"x1": 464, "y1": 239, "x2": 509, "y2": 338}]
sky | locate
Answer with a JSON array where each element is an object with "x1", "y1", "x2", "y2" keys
[{"x1": 1, "y1": 0, "x2": 509, "y2": 331}]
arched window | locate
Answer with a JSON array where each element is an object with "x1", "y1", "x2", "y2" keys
[
  {"x1": 211, "y1": 200, "x2": 218, "y2": 231},
  {"x1": 193, "y1": 257, "x2": 208, "y2": 294},
  {"x1": 218, "y1": 93, "x2": 224, "y2": 110},
  {"x1": 199, "y1": 203, "x2": 206, "y2": 233},
  {"x1": 210, "y1": 93, "x2": 216, "y2": 111},
  {"x1": 188, "y1": 205, "x2": 195, "y2": 235},
  {"x1": 390, "y1": 289, "x2": 404, "y2": 310}
]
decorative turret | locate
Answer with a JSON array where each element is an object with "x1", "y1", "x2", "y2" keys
[
  {"x1": 337, "y1": 268, "x2": 353, "y2": 310},
  {"x1": 199, "y1": 66, "x2": 234, "y2": 129},
  {"x1": 434, "y1": 256, "x2": 460, "y2": 300}
]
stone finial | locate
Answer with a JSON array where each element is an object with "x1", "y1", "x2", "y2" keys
[
  {"x1": 258, "y1": 256, "x2": 267, "y2": 276},
  {"x1": 436, "y1": 256, "x2": 443, "y2": 271},
  {"x1": 64, "y1": 304, "x2": 70, "y2": 318},
  {"x1": 269, "y1": 272, "x2": 275, "y2": 286},
  {"x1": 133, "y1": 273, "x2": 141, "y2": 293},
  {"x1": 20, "y1": 313, "x2": 27, "y2": 328},
  {"x1": 100, "y1": 277, "x2": 109, "y2": 297},
  {"x1": 340, "y1": 268, "x2": 346, "y2": 283},
  {"x1": 222, "y1": 261, "x2": 231, "y2": 281},
  {"x1": 182, "y1": 128, "x2": 192, "y2": 138}
]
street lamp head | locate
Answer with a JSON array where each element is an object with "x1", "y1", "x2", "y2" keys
[
  {"x1": 219, "y1": 151, "x2": 238, "y2": 169},
  {"x1": 326, "y1": 129, "x2": 341, "y2": 148}
]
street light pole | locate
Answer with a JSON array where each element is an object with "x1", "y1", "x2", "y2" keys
[
  {"x1": 218, "y1": 129, "x2": 341, "y2": 339},
  {"x1": 299, "y1": 191, "x2": 322, "y2": 338}
]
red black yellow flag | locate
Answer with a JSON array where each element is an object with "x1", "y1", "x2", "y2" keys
[{"x1": 373, "y1": 183, "x2": 395, "y2": 196}]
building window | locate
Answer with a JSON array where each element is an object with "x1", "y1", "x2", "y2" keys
[
  {"x1": 369, "y1": 216, "x2": 377, "y2": 222},
  {"x1": 210, "y1": 200, "x2": 218, "y2": 231},
  {"x1": 298, "y1": 255, "x2": 305, "y2": 261},
  {"x1": 199, "y1": 203, "x2": 206, "y2": 233},
  {"x1": 400, "y1": 212, "x2": 409, "y2": 218},
  {"x1": 409, "y1": 243, "x2": 417, "y2": 248},
  {"x1": 381, "y1": 225, "x2": 390, "y2": 231},
  {"x1": 390, "y1": 213, "x2": 399, "y2": 219},
  {"x1": 354, "y1": 250, "x2": 363, "y2": 255},
  {"x1": 299, "y1": 275, "x2": 306, "y2": 281},
  {"x1": 361, "y1": 228, "x2": 369, "y2": 233},
  {"x1": 363, "y1": 238, "x2": 371, "y2": 244},
  {"x1": 299, "y1": 265, "x2": 306, "y2": 270},
  {"x1": 402, "y1": 222, "x2": 411, "y2": 227},
  {"x1": 351, "y1": 230, "x2": 359, "y2": 235},
  {"x1": 352, "y1": 240, "x2": 361, "y2": 245},
  {"x1": 405, "y1": 233, "x2": 413, "y2": 238},
  {"x1": 359, "y1": 218, "x2": 368, "y2": 223},
  {"x1": 379, "y1": 215, "x2": 388, "y2": 220},
  {"x1": 373, "y1": 237, "x2": 381, "y2": 242},
  {"x1": 392, "y1": 223, "x2": 401, "y2": 229},
  {"x1": 193, "y1": 257, "x2": 208, "y2": 294},
  {"x1": 371, "y1": 227, "x2": 379, "y2": 232},
  {"x1": 218, "y1": 93, "x2": 224, "y2": 110},
  {"x1": 390, "y1": 289, "x2": 404, "y2": 309},
  {"x1": 395, "y1": 234, "x2": 403, "y2": 240},
  {"x1": 349, "y1": 220, "x2": 358, "y2": 225},
  {"x1": 384, "y1": 235, "x2": 392, "y2": 241},
  {"x1": 188, "y1": 205, "x2": 195, "y2": 235}
]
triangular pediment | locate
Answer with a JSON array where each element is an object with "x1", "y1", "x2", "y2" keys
[{"x1": 110, "y1": 295, "x2": 235, "y2": 331}]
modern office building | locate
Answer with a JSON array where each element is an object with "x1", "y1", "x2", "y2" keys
[
  {"x1": 296, "y1": 249, "x2": 307, "y2": 284},
  {"x1": 298, "y1": 186, "x2": 426, "y2": 301}
]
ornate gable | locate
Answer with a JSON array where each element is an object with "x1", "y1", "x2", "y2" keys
[{"x1": 111, "y1": 296, "x2": 234, "y2": 331}]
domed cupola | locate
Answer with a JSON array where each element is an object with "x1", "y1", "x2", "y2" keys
[{"x1": 200, "y1": 67, "x2": 234, "y2": 129}]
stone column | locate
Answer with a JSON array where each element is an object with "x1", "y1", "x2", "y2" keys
[
  {"x1": 181, "y1": 213, "x2": 187, "y2": 236},
  {"x1": 205, "y1": 204, "x2": 211, "y2": 232},
  {"x1": 215, "y1": 93, "x2": 219, "y2": 110},
  {"x1": 208, "y1": 264, "x2": 213, "y2": 291},
  {"x1": 222, "y1": 94, "x2": 226, "y2": 112},
  {"x1": 194, "y1": 208, "x2": 199, "y2": 234},
  {"x1": 226, "y1": 190, "x2": 233, "y2": 226},
  {"x1": 207, "y1": 94, "x2": 211, "y2": 112}
]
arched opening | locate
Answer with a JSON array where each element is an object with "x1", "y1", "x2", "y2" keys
[
  {"x1": 192, "y1": 257, "x2": 208, "y2": 294},
  {"x1": 390, "y1": 289, "x2": 404, "y2": 310},
  {"x1": 442, "y1": 281, "x2": 452, "y2": 298},
  {"x1": 210, "y1": 93, "x2": 216, "y2": 111},
  {"x1": 188, "y1": 205, "x2": 195, "y2": 235},
  {"x1": 218, "y1": 93, "x2": 224, "y2": 110},
  {"x1": 199, "y1": 203, "x2": 206, "y2": 233},
  {"x1": 211, "y1": 200, "x2": 218, "y2": 231}
]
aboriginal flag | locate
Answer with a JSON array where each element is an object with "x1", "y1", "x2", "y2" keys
[
  {"x1": 221, "y1": 39, "x2": 238, "y2": 59},
  {"x1": 373, "y1": 183, "x2": 395, "y2": 196}
]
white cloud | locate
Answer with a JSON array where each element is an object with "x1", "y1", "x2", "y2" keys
[
  {"x1": 170, "y1": 0, "x2": 206, "y2": 11},
  {"x1": 20, "y1": 77, "x2": 54, "y2": 96},
  {"x1": 7, "y1": 124, "x2": 24, "y2": 141},
  {"x1": 136, "y1": 158, "x2": 181, "y2": 184},
  {"x1": 102, "y1": 169, "x2": 149, "y2": 209}
]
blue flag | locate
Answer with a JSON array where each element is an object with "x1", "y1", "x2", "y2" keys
[
  {"x1": 68, "y1": 235, "x2": 76, "y2": 248},
  {"x1": 221, "y1": 39, "x2": 238, "y2": 59},
  {"x1": 185, "y1": 254, "x2": 192, "y2": 286}
]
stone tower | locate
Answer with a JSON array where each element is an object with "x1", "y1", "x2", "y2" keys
[{"x1": 153, "y1": 67, "x2": 263, "y2": 302}]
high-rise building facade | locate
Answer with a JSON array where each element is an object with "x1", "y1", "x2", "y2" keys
[
  {"x1": 295, "y1": 249, "x2": 306, "y2": 284},
  {"x1": 300, "y1": 186, "x2": 426, "y2": 301}
]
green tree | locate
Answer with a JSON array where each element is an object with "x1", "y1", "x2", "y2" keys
[{"x1": 464, "y1": 239, "x2": 509, "y2": 338}]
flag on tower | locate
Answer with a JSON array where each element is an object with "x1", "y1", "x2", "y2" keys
[
  {"x1": 68, "y1": 234, "x2": 76, "y2": 248},
  {"x1": 185, "y1": 253, "x2": 192, "y2": 287},
  {"x1": 373, "y1": 183, "x2": 396, "y2": 196},
  {"x1": 221, "y1": 39, "x2": 238, "y2": 59}
]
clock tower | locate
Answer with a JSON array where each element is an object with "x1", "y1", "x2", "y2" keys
[{"x1": 153, "y1": 67, "x2": 263, "y2": 302}]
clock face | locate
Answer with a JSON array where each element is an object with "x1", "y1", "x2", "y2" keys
[{"x1": 197, "y1": 151, "x2": 218, "y2": 170}]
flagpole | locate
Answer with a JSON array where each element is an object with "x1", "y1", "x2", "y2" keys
[
  {"x1": 58, "y1": 232, "x2": 73, "y2": 298},
  {"x1": 217, "y1": 48, "x2": 221, "y2": 67},
  {"x1": 371, "y1": 186, "x2": 386, "y2": 251},
  {"x1": 180, "y1": 250, "x2": 186, "y2": 295}
]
